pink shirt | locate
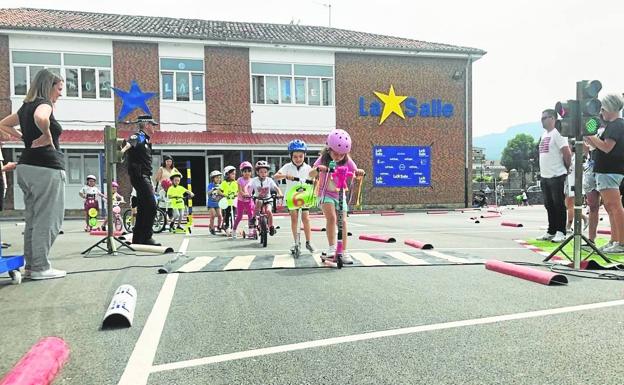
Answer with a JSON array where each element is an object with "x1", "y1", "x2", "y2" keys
[
  {"x1": 314, "y1": 157, "x2": 357, "y2": 200},
  {"x1": 236, "y1": 176, "x2": 253, "y2": 201}
]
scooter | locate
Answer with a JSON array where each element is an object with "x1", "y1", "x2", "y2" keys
[
  {"x1": 287, "y1": 177, "x2": 315, "y2": 258},
  {"x1": 320, "y1": 161, "x2": 353, "y2": 268}
]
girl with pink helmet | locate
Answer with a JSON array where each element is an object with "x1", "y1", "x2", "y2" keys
[
  {"x1": 232, "y1": 160, "x2": 256, "y2": 239},
  {"x1": 309, "y1": 129, "x2": 365, "y2": 264}
]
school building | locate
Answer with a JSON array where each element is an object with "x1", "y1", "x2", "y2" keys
[{"x1": 0, "y1": 8, "x2": 485, "y2": 210}]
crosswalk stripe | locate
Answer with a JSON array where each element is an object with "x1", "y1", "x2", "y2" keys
[
  {"x1": 422, "y1": 250, "x2": 471, "y2": 264},
  {"x1": 386, "y1": 252, "x2": 430, "y2": 265},
  {"x1": 177, "y1": 256, "x2": 215, "y2": 272},
  {"x1": 350, "y1": 252, "x2": 386, "y2": 266},
  {"x1": 223, "y1": 255, "x2": 256, "y2": 270},
  {"x1": 312, "y1": 253, "x2": 325, "y2": 267},
  {"x1": 272, "y1": 254, "x2": 295, "y2": 268}
]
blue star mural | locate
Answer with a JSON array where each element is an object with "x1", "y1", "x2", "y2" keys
[{"x1": 112, "y1": 80, "x2": 156, "y2": 121}]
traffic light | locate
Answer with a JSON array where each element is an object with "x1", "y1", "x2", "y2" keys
[
  {"x1": 555, "y1": 100, "x2": 579, "y2": 138},
  {"x1": 577, "y1": 80, "x2": 602, "y2": 136}
]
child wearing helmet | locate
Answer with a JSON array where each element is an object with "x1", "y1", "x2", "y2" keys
[
  {"x1": 232, "y1": 161, "x2": 256, "y2": 239},
  {"x1": 248, "y1": 160, "x2": 283, "y2": 236},
  {"x1": 219, "y1": 166, "x2": 239, "y2": 237},
  {"x1": 309, "y1": 129, "x2": 365, "y2": 264},
  {"x1": 79, "y1": 175, "x2": 105, "y2": 231},
  {"x1": 110, "y1": 181, "x2": 125, "y2": 206},
  {"x1": 206, "y1": 170, "x2": 224, "y2": 235},
  {"x1": 167, "y1": 172, "x2": 195, "y2": 231},
  {"x1": 274, "y1": 139, "x2": 316, "y2": 253}
]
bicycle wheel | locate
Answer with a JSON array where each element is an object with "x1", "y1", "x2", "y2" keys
[
  {"x1": 153, "y1": 209, "x2": 167, "y2": 233},
  {"x1": 122, "y1": 209, "x2": 134, "y2": 233},
  {"x1": 260, "y1": 217, "x2": 268, "y2": 248}
]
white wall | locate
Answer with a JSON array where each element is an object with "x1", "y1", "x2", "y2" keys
[
  {"x1": 9, "y1": 34, "x2": 114, "y2": 130},
  {"x1": 249, "y1": 48, "x2": 335, "y2": 135}
]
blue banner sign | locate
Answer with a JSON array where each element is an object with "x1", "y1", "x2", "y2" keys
[{"x1": 373, "y1": 146, "x2": 431, "y2": 187}]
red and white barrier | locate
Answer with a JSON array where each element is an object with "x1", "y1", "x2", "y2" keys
[
  {"x1": 501, "y1": 222, "x2": 523, "y2": 228},
  {"x1": 358, "y1": 234, "x2": 397, "y2": 243},
  {"x1": 404, "y1": 239, "x2": 434, "y2": 250},
  {"x1": 485, "y1": 260, "x2": 568, "y2": 285}
]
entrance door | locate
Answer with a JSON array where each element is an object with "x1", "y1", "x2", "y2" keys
[{"x1": 172, "y1": 156, "x2": 207, "y2": 207}]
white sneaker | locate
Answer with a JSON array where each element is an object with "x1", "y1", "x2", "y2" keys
[
  {"x1": 551, "y1": 232, "x2": 566, "y2": 243},
  {"x1": 232, "y1": 231, "x2": 237, "y2": 240},
  {"x1": 324, "y1": 245, "x2": 336, "y2": 256},
  {"x1": 604, "y1": 242, "x2": 624, "y2": 254},
  {"x1": 341, "y1": 253, "x2": 354, "y2": 264},
  {"x1": 599, "y1": 241, "x2": 615, "y2": 251},
  {"x1": 537, "y1": 232, "x2": 555, "y2": 241},
  {"x1": 30, "y1": 268, "x2": 66, "y2": 280}
]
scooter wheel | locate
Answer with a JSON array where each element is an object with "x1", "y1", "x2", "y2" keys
[
  {"x1": 337, "y1": 257, "x2": 343, "y2": 269},
  {"x1": 242, "y1": 231, "x2": 246, "y2": 239},
  {"x1": 9, "y1": 270, "x2": 22, "y2": 285}
]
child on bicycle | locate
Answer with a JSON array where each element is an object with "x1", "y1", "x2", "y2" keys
[
  {"x1": 219, "y1": 166, "x2": 239, "y2": 237},
  {"x1": 274, "y1": 139, "x2": 315, "y2": 253},
  {"x1": 232, "y1": 161, "x2": 256, "y2": 239},
  {"x1": 309, "y1": 129, "x2": 365, "y2": 264},
  {"x1": 207, "y1": 170, "x2": 224, "y2": 235},
  {"x1": 102, "y1": 181, "x2": 125, "y2": 231},
  {"x1": 167, "y1": 172, "x2": 195, "y2": 232},
  {"x1": 79, "y1": 174, "x2": 105, "y2": 231},
  {"x1": 249, "y1": 161, "x2": 283, "y2": 236}
]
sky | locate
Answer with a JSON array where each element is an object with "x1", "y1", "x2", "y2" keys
[{"x1": 4, "y1": 0, "x2": 623, "y2": 137}]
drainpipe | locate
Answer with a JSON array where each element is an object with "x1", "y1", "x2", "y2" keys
[{"x1": 464, "y1": 55, "x2": 472, "y2": 208}]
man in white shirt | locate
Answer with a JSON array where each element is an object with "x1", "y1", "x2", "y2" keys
[{"x1": 538, "y1": 109, "x2": 572, "y2": 242}]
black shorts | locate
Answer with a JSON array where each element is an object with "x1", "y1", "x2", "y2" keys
[{"x1": 131, "y1": 196, "x2": 138, "y2": 208}]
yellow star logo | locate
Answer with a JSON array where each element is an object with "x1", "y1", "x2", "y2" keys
[{"x1": 373, "y1": 85, "x2": 407, "y2": 125}]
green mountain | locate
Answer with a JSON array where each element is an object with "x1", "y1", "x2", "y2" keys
[{"x1": 474, "y1": 122, "x2": 542, "y2": 160}]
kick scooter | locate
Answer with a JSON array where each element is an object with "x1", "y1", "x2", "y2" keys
[{"x1": 320, "y1": 162, "x2": 353, "y2": 268}]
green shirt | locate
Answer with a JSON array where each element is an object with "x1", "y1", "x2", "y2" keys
[
  {"x1": 219, "y1": 180, "x2": 239, "y2": 206},
  {"x1": 167, "y1": 185, "x2": 190, "y2": 209}
]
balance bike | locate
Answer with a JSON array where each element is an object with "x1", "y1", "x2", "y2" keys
[{"x1": 320, "y1": 162, "x2": 353, "y2": 269}]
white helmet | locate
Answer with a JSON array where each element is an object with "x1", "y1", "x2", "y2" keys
[
  {"x1": 209, "y1": 170, "x2": 222, "y2": 178},
  {"x1": 86, "y1": 174, "x2": 97, "y2": 181},
  {"x1": 223, "y1": 166, "x2": 236, "y2": 175}
]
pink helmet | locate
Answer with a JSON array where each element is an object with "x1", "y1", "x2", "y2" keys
[
  {"x1": 239, "y1": 161, "x2": 253, "y2": 171},
  {"x1": 326, "y1": 129, "x2": 352, "y2": 154},
  {"x1": 111, "y1": 181, "x2": 119, "y2": 188}
]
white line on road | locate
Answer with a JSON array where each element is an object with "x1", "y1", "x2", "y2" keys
[
  {"x1": 117, "y1": 237, "x2": 189, "y2": 385},
  {"x1": 150, "y1": 299, "x2": 624, "y2": 373},
  {"x1": 223, "y1": 255, "x2": 256, "y2": 270},
  {"x1": 177, "y1": 257, "x2": 215, "y2": 272},
  {"x1": 272, "y1": 254, "x2": 295, "y2": 268},
  {"x1": 386, "y1": 251, "x2": 430, "y2": 265},
  {"x1": 422, "y1": 250, "x2": 471, "y2": 264},
  {"x1": 350, "y1": 252, "x2": 386, "y2": 266},
  {"x1": 184, "y1": 247, "x2": 524, "y2": 254}
]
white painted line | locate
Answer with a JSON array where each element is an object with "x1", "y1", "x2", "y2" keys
[
  {"x1": 179, "y1": 238, "x2": 190, "y2": 255},
  {"x1": 272, "y1": 254, "x2": 295, "y2": 268},
  {"x1": 185, "y1": 247, "x2": 523, "y2": 254},
  {"x1": 350, "y1": 252, "x2": 386, "y2": 266},
  {"x1": 422, "y1": 250, "x2": 471, "y2": 264},
  {"x1": 223, "y1": 255, "x2": 256, "y2": 270},
  {"x1": 312, "y1": 253, "x2": 325, "y2": 267},
  {"x1": 150, "y1": 299, "x2": 624, "y2": 373},
  {"x1": 177, "y1": 257, "x2": 215, "y2": 273},
  {"x1": 386, "y1": 251, "x2": 430, "y2": 265},
  {"x1": 117, "y1": 273, "x2": 179, "y2": 385}
]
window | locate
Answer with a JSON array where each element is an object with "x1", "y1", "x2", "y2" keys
[
  {"x1": 160, "y1": 58, "x2": 204, "y2": 102},
  {"x1": 65, "y1": 153, "x2": 101, "y2": 185},
  {"x1": 67, "y1": 156, "x2": 82, "y2": 184},
  {"x1": 251, "y1": 62, "x2": 334, "y2": 106},
  {"x1": 11, "y1": 51, "x2": 112, "y2": 99}
]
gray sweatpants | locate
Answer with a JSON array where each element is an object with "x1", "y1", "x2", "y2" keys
[{"x1": 16, "y1": 164, "x2": 66, "y2": 272}]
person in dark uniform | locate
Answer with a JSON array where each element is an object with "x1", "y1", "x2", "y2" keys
[{"x1": 121, "y1": 115, "x2": 160, "y2": 246}]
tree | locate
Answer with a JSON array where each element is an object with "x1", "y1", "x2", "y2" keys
[{"x1": 500, "y1": 134, "x2": 538, "y2": 188}]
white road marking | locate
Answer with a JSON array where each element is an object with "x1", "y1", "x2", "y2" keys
[
  {"x1": 150, "y1": 299, "x2": 624, "y2": 373},
  {"x1": 272, "y1": 254, "x2": 295, "y2": 268},
  {"x1": 350, "y1": 252, "x2": 386, "y2": 266},
  {"x1": 223, "y1": 255, "x2": 256, "y2": 270},
  {"x1": 117, "y1": 274, "x2": 179, "y2": 385},
  {"x1": 422, "y1": 250, "x2": 471, "y2": 264},
  {"x1": 184, "y1": 247, "x2": 522, "y2": 254},
  {"x1": 177, "y1": 257, "x2": 215, "y2": 272},
  {"x1": 386, "y1": 252, "x2": 430, "y2": 265}
]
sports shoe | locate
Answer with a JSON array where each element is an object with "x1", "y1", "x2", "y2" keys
[
  {"x1": 323, "y1": 245, "x2": 337, "y2": 257},
  {"x1": 537, "y1": 233, "x2": 555, "y2": 241},
  {"x1": 551, "y1": 231, "x2": 566, "y2": 243},
  {"x1": 290, "y1": 243, "x2": 298, "y2": 253},
  {"x1": 341, "y1": 253, "x2": 354, "y2": 264},
  {"x1": 209, "y1": 229, "x2": 216, "y2": 235},
  {"x1": 603, "y1": 242, "x2": 624, "y2": 254},
  {"x1": 305, "y1": 241, "x2": 315, "y2": 253},
  {"x1": 30, "y1": 268, "x2": 66, "y2": 280},
  {"x1": 269, "y1": 226, "x2": 276, "y2": 236},
  {"x1": 232, "y1": 231, "x2": 238, "y2": 240}
]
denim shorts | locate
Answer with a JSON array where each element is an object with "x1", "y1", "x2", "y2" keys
[
  {"x1": 321, "y1": 196, "x2": 348, "y2": 212},
  {"x1": 583, "y1": 171, "x2": 597, "y2": 193},
  {"x1": 595, "y1": 173, "x2": 624, "y2": 191}
]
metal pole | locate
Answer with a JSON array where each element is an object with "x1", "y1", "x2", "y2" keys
[{"x1": 104, "y1": 126, "x2": 116, "y2": 253}]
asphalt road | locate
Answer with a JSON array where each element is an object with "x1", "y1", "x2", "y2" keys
[{"x1": 1, "y1": 205, "x2": 623, "y2": 385}]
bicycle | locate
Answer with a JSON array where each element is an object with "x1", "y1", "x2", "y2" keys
[
  {"x1": 286, "y1": 177, "x2": 315, "y2": 258},
  {"x1": 254, "y1": 193, "x2": 280, "y2": 248},
  {"x1": 122, "y1": 194, "x2": 167, "y2": 234}
]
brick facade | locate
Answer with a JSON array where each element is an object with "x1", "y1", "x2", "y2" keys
[
  {"x1": 335, "y1": 53, "x2": 471, "y2": 207},
  {"x1": 0, "y1": 35, "x2": 10, "y2": 133},
  {"x1": 204, "y1": 46, "x2": 251, "y2": 133}
]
